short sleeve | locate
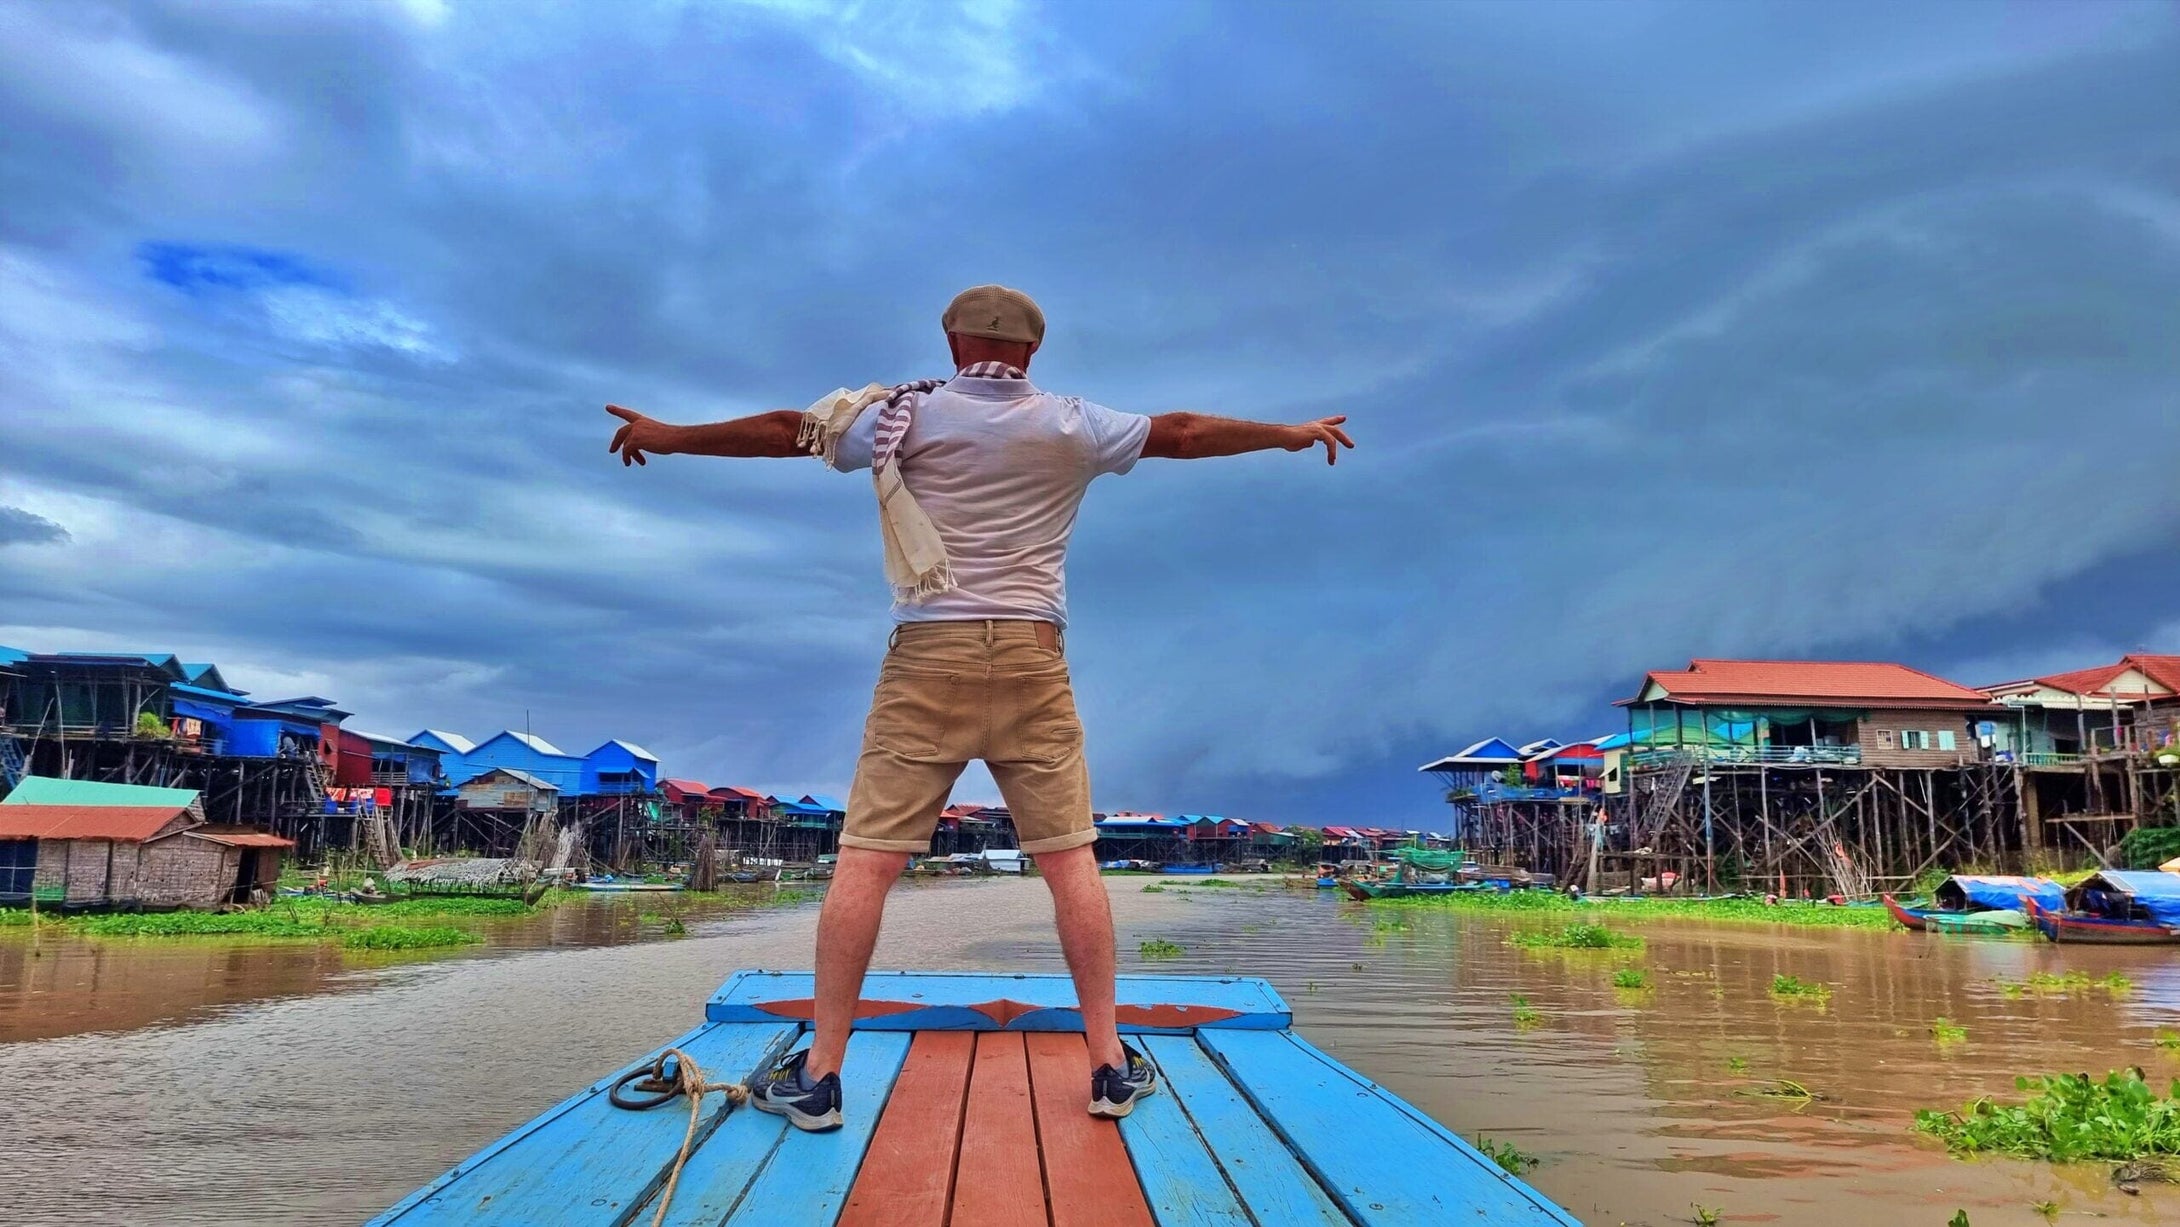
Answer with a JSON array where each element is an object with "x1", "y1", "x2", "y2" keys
[
  {"x1": 1077, "y1": 399, "x2": 1152, "y2": 477},
  {"x1": 830, "y1": 408, "x2": 879, "y2": 473}
]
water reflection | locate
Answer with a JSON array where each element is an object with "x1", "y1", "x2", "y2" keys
[{"x1": 3, "y1": 880, "x2": 2177, "y2": 1226}]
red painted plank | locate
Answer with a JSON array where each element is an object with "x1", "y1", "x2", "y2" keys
[
  {"x1": 949, "y1": 1033, "x2": 1050, "y2": 1227},
  {"x1": 839, "y1": 1032, "x2": 974, "y2": 1227},
  {"x1": 1025, "y1": 1033, "x2": 1155, "y2": 1227}
]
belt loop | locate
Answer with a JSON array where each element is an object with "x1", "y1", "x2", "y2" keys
[
  {"x1": 1056, "y1": 625, "x2": 1065, "y2": 655},
  {"x1": 888, "y1": 626, "x2": 901, "y2": 651},
  {"x1": 983, "y1": 619, "x2": 995, "y2": 646}
]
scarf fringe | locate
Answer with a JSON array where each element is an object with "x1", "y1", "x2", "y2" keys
[{"x1": 894, "y1": 562, "x2": 957, "y2": 603}]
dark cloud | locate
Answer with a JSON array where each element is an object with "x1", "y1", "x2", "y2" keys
[
  {"x1": 0, "y1": 506, "x2": 70, "y2": 547},
  {"x1": 2, "y1": 0, "x2": 2177, "y2": 824}
]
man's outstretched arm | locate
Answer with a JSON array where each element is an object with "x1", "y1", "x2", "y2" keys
[
  {"x1": 1140, "y1": 412, "x2": 1355, "y2": 465},
  {"x1": 605, "y1": 405, "x2": 804, "y2": 466}
]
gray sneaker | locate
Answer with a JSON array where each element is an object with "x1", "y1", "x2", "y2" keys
[
  {"x1": 1088, "y1": 1042, "x2": 1157, "y2": 1119},
  {"x1": 751, "y1": 1049, "x2": 843, "y2": 1132}
]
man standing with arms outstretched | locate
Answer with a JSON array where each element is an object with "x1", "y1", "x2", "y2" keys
[{"x1": 606, "y1": 285, "x2": 1353, "y2": 1129}]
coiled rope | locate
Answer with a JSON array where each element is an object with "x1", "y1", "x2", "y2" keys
[{"x1": 610, "y1": 1048, "x2": 750, "y2": 1227}]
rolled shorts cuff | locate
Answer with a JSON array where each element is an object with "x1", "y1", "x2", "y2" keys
[
  {"x1": 838, "y1": 834, "x2": 931, "y2": 854},
  {"x1": 1018, "y1": 828, "x2": 1098, "y2": 855}
]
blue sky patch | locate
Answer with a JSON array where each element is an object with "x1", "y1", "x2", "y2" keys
[{"x1": 136, "y1": 242, "x2": 348, "y2": 296}]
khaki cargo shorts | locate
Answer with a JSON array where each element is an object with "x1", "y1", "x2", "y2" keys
[{"x1": 842, "y1": 620, "x2": 1095, "y2": 856}]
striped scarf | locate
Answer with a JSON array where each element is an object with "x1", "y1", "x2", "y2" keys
[{"x1": 797, "y1": 362, "x2": 1025, "y2": 603}]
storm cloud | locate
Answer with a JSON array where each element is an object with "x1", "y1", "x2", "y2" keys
[{"x1": 2, "y1": 0, "x2": 2177, "y2": 825}]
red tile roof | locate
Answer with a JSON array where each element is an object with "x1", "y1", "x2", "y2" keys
[
  {"x1": 2035, "y1": 655, "x2": 2180, "y2": 697},
  {"x1": 0, "y1": 804, "x2": 192, "y2": 841},
  {"x1": 1630, "y1": 659, "x2": 1993, "y2": 710}
]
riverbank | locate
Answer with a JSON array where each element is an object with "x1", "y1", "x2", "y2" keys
[{"x1": 1362, "y1": 886, "x2": 1910, "y2": 930}]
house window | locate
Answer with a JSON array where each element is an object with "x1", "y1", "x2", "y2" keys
[
  {"x1": 1900, "y1": 730, "x2": 1931, "y2": 751},
  {"x1": 1937, "y1": 730, "x2": 1956, "y2": 752},
  {"x1": 0, "y1": 839, "x2": 36, "y2": 899}
]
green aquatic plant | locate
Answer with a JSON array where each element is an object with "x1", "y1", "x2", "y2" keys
[
  {"x1": 660, "y1": 917, "x2": 686, "y2": 936},
  {"x1": 1690, "y1": 1205, "x2": 1720, "y2": 1226},
  {"x1": 1472, "y1": 1135, "x2": 1537, "y2": 1174},
  {"x1": 1611, "y1": 967, "x2": 1649, "y2": 990},
  {"x1": 1509, "y1": 922, "x2": 1641, "y2": 951},
  {"x1": 1372, "y1": 918, "x2": 1410, "y2": 932},
  {"x1": 1913, "y1": 1069, "x2": 2180, "y2": 1162},
  {"x1": 2029, "y1": 1201, "x2": 2058, "y2": 1222},
  {"x1": 1509, "y1": 993, "x2": 1542, "y2": 1029},
  {"x1": 1931, "y1": 1018, "x2": 1969, "y2": 1046},
  {"x1": 1948, "y1": 1212, "x2": 1969, "y2": 1227},
  {"x1": 1742, "y1": 1079, "x2": 1818, "y2": 1105},
  {"x1": 1140, "y1": 883, "x2": 1167, "y2": 893},
  {"x1": 1138, "y1": 938, "x2": 1185, "y2": 959},
  {"x1": 1768, "y1": 975, "x2": 1832, "y2": 1005},
  {"x1": 1993, "y1": 970, "x2": 2131, "y2": 1000},
  {"x1": 342, "y1": 925, "x2": 479, "y2": 951},
  {"x1": 1369, "y1": 890, "x2": 1903, "y2": 931},
  {"x1": 2155, "y1": 1030, "x2": 2180, "y2": 1053},
  {"x1": 1726, "y1": 1055, "x2": 1749, "y2": 1074}
]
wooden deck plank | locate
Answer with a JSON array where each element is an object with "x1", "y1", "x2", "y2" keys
[
  {"x1": 367, "y1": 1021, "x2": 717, "y2": 1227},
  {"x1": 949, "y1": 1033, "x2": 1049, "y2": 1227},
  {"x1": 1137, "y1": 1035, "x2": 1349, "y2": 1227},
  {"x1": 838, "y1": 1032, "x2": 976, "y2": 1227},
  {"x1": 708, "y1": 971, "x2": 1289, "y2": 1031},
  {"x1": 1024, "y1": 1033, "x2": 1156, "y2": 1227},
  {"x1": 1198, "y1": 1030, "x2": 1576, "y2": 1226},
  {"x1": 376, "y1": 1022, "x2": 797, "y2": 1226},
  {"x1": 711, "y1": 1031, "x2": 914, "y2": 1227}
]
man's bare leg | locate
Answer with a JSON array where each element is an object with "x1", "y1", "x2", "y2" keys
[
  {"x1": 806, "y1": 846, "x2": 911, "y2": 1078},
  {"x1": 1033, "y1": 843, "x2": 1125, "y2": 1069}
]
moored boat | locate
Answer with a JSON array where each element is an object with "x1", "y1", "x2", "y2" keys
[
  {"x1": 1882, "y1": 894, "x2": 1931, "y2": 930},
  {"x1": 2026, "y1": 870, "x2": 2180, "y2": 944},
  {"x1": 368, "y1": 969, "x2": 1578, "y2": 1226}
]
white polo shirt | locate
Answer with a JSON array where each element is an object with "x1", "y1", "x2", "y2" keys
[{"x1": 834, "y1": 371, "x2": 1150, "y2": 628}]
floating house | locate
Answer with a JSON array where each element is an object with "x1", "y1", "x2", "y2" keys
[{"x1": 0, "y1": 776, "x2": 291, "y2": 908}]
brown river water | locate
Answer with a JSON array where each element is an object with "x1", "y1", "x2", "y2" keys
[{"x1": 5, "y1": 878, "x2": 2179, "y2": 1227}]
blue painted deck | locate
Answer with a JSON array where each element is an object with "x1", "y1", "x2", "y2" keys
[{"x1": 371, "y1": 971, "x2": 1581, "y2": 1227}]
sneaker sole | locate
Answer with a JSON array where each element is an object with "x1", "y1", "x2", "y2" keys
[
  {"x1": 1087, "y1": 1081, "x2": 1157, "y2": 1120},
  {"x1": 752, "y1": 1096, "x2": 844, "y2": 1132}
]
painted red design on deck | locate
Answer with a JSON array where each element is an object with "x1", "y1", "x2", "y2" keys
[{"x1": 750, "y1": 997, "x2": 1245, "y2": 1028}]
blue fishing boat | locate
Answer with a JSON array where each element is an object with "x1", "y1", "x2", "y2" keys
[
  {"x1": 1883, "y1": 875, "x2": 2062, "y2": 932},
  {"x1": 369, "y1": 969, "x2": 1579, "y2": 1227}
]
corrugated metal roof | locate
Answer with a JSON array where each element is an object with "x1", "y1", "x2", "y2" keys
[
  {"x1": 0, "y1": 644, "x2": 29, "y2": 666},
  {"x1": 0, "y1": 804, "x2": 191, "y2": 841},
  {"x1": 497, "y1": 730, "x2": 567, "y2": 756},
  {"x1": 412, "y1": 729, "x2": 477, "y2": 753},
  {"x1": 2, "y1": 776, "x2": 200, "y2": 808},
  {"x1": 799, "y1": 794, "x2": 847, "y2": 812},
  {"x1": 170, "y1": 682, "x2": 245, "y2": 704},
  {"x1": 712, "y1": 786, "x2": 768, "y2": 801},
  {"x1": 661, "y1": 778, "x2": 710, "y2": 795},
  {"x1": 186, "y1": 829, "x2": 296, "y2": 848},
  {"x1": 1631, "y1": 659, "x2": 1994, "y2": 709},
  {"x1": 462, "y1": 767, "x2": 558, "y2": 792},
  {"x1": 592, "y1": 739, "x2": 659, "y2": 761}
]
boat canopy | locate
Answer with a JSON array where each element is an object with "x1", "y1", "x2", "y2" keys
[
  {"x1": 2067, "y1": 870, "x2": 2180, "y2": 927},
  {"x1": 1935, "y1": 875, "x2": 2065, "y2": 913},
  {"x1": 1392, "y1": 847, "x2": 1466, "y2": 872}
]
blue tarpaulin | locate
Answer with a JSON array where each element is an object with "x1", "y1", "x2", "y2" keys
[
  {"x1": 1938, "y1": 875, "x2": 2066, "y2": 913},
  {"x1": 2074, "y1": 870, "x2": 2180, "y2": 927}
]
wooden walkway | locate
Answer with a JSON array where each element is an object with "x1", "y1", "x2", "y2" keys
[{"x1": 369, "y1": 972, "x2": 1580, "y2": 1227}]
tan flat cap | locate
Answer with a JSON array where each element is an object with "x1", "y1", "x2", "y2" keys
[{"x1": 942, "y1": 284, "x2": 1045, "y2": 344}]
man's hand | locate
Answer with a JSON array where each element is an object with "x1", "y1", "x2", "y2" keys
[
  {"x1": 1281, "y1": 415, "x2": 1355, "y2": 465},
  {"x1": 606, "y1": 404, "x2": 678, "y2": 466}
]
